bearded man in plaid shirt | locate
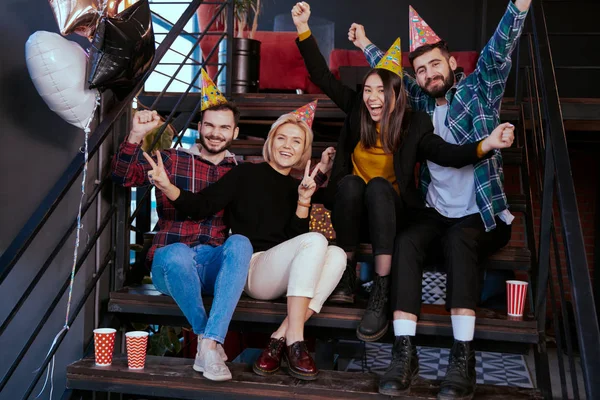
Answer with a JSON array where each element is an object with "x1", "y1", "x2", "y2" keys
[
  {"x1": 112, "y1": 103, "x2": 253, "y2": 381},
  {"x1": 347, "y1": 1, "x2": 531, "y2": 398}
]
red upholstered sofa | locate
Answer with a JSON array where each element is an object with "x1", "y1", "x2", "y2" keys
[
  {"x1": 196, "y1": 2, "x2": 478, "y2": 93},
  {"x1": 199, "y1": 33, "x2": 479, "y2": 94},
  {"x1": 199, "y1": 32, "x2": 322, "y2": 93}
]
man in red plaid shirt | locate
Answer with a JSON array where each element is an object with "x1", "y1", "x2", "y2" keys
[{"x1": 112, "y1": 103, "x2": 253, "y2": 381}]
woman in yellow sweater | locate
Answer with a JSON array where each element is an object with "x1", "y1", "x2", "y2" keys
[{"x1": 293, "y1": 2, "x2": 514, "y2": 341}]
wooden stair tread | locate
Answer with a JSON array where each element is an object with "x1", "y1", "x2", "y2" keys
[
  {"x1": 355, "y1": 244, "x2": 531, "y2": 270},
  {"x1": 67, "y1": 355, "x2": 542, "y2": 399},
  {"x1": 109, "y1": 285, "x2": 537, "y2": 343},
  {"x1": 224, "y1": 139, "x2": 528, "y2": 214},
  {"x1": 140, "y1": 92, "x2": 521, "y2": 122},
  {"x1": 228, "y1": 139, "x2": 525, "y2": 166}
]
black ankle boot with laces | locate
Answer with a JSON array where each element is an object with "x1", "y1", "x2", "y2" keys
[
  {"x1": 357, "y1": 274, "x2": 390, "y2": 341},
  {"x1": 378, "y1": 335, "x2": 419, "y2": 396},
  {"x1": 437, "y1": 340, "x2": 476, "y2": 400}
]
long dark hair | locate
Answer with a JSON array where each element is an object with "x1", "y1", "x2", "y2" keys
[{"x1": 359, "y1": 68, "x2": 409, "y2": 154}]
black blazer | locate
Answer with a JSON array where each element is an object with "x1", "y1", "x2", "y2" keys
[{"x1": 296, "y1": 35, "x2": 486, "y2": 211}]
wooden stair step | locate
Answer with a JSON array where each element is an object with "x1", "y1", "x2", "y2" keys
[
  {"x1": 356, "y1": 244, "x2": 531, "y2": 271},
  {"x1": 140, "y1": 92, "x2": 521, "y2": 123},
  {"x1": 224, "y1": 140, "x2": 528, "y2": 213},
  {"x1": 141, "y1": 236, "x2": 531, "y2": 271},
  {"x1": 109, "y1": 285, "x2": 538, "y2": 343},
  {"x1": 67, "y1": 355, "x2": 542, "y2": 400},
  {"x1": 227, "y1": 139, "x2": 525, "y2": 166}
]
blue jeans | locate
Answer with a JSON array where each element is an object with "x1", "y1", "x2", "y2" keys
[{"x1": 151, "y1": 234, "x2": 253, "y2": 343}]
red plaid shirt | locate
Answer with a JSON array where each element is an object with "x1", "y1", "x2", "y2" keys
[{"x1": 111, "y1": 141, "x2": 238, "y2": 266}]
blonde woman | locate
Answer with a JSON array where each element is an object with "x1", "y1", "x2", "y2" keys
[{"x1": 145, "y1": 110, "x2": 345, "y2": 381}]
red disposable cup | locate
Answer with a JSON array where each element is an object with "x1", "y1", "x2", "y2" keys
[
  {"x1": 506, "y1": 280, "x2": 528, "y2": 317},
  {"x1": 94, "y1": 328, "x2": 116, "y2": 366},
  {"x1": 125, "y1": 331, "x2": 149, "y2": 369}
]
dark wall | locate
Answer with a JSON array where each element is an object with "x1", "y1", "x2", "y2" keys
[
  {"x1": 258, "y1": 0, "x2": 500, "y2": 52},
  {"x1": 0, "y1": 0, "x2": 91, "y2": 255},
  {"x1": 0, "y1": 1, "x2": 107, "y2": 399}
]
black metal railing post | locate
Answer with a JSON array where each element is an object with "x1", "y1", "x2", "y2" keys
[
  {"x1": 0, "y1": 1, "x2": 215, "y2": 396},
  {"x1": 0, "y1": 0, "x2": 205, "y2": 286},
  {"x1": 225, "y1": 0, "x2": 234, "y2": 97},
  {"x1": 529, "y1": 2, "x2": 600, "y2": 398},
  {"x1": 113, "y1": 110, "x2": 132, "y2": 291}
]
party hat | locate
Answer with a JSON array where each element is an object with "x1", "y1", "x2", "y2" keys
[
  {"x1": 409, "y1": 6, "x2": 442, "y2": 52},
  {"x1": 200, "y1": 69, "x2": 227, "y2": 111},
  {"x1": 291, "y1": 100, "x2": 318, "y2": 128},
  {"x1": 375, "y1": 38, "x2": 403, "y2": 77}
]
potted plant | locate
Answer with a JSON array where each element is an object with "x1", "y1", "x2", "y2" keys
[{"x1": 197, "y1": 0, "x2": 262, "y2": 93}]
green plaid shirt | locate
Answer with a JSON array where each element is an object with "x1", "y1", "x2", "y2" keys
[{"x1": 364, "y1": 1, "x2": 528, "y2": 231}]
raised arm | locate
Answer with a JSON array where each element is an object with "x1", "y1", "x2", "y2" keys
[
  {"x1": 348, "y1": 23, "x2": 425, "y2": 109},
  {"x1": 111, "y1": 110, "x2": 173, "y2": 187},
  {"x1": 144, "y1": 151, "x2": 241, "y2": 221},
  {"x1": 474, "y1": 0, "x2": 529, "y2": 110},
  {"x1": 292, "y1": 2, "x2": 357, "y2": 113},
  {"x1": 415, "y1": 112, "x2": 515, "y2": 167}
]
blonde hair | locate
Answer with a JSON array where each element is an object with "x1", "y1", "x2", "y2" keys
[{"x1": 262, "y1": 113, "x2": 314, "y2": 169}]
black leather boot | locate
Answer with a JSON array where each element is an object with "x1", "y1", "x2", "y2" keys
[
  {"x1": 378, "y1": 335, "x2": 419, "y2": 396},
  {"x1": 327, "y1": 259, "x2": 356, "y2": 304},
  {"x1": 357, "y1": 274, "x2": 390, "y2": 341},
  {"x1": 437, "y1": 340, "x2": 476, "y2": 400}
]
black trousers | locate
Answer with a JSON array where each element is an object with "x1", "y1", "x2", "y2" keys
[
  {"x1": 392, "y1": 207, "x2": 512, "y2": 316},
  {"x1": 332, "y1": 175, "x2": 406, "y2": 256}
]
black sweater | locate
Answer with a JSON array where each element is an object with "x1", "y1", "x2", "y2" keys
[
  {"x1": 296, "y1": 35, "x2": 487, "y2": 211},
  {"x1": 171, "y1": 162, "x2": 309, "y2": 252}
]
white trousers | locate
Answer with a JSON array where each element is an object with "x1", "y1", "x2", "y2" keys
[{"x1": 244, "y1": 232, "x2": 346, "y2": 313}]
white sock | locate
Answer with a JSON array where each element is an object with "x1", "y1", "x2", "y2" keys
[
  {"x1": 451, "y1": 315, "x2": 476, "y2": 341},
  {"x1": 393, "y1": 319, "x2": 417, "y2": 337}
]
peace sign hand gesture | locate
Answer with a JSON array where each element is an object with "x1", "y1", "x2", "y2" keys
[
  {"x1": 142, "y1": 151, "x2": 179, "y2": 200},
  {"x1": 298, "y1": 160, "x2": 318, "y2": 202}
]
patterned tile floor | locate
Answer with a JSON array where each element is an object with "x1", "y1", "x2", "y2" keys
[
  {"x1": 236, "y1": 271, "x2": 531, "y2": 388},
  {"x1": 350, "y1": 271, "x2": 532, "y2": 388},
  {"x1": 344, "y1": 342, "x2": 534, "y2": 388}
]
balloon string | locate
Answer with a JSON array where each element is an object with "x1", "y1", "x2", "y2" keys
[{"x1": 34, "y1": 92, "x2": 100, "y2": 399}]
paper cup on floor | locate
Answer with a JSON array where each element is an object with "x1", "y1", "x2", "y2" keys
[
  {"x1": 507, "y1": 280, "x2": 528, "y2": 317},
  {"x1": 126, "y1": 331, "x2": 149, "y2": 369},
  {"x1": 94, "y1": 328, "x2": 116, "y2": 366}
]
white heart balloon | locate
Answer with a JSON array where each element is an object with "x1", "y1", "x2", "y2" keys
[{"x1": 25, "y1": 31, "x2": 98, "y2": 130}]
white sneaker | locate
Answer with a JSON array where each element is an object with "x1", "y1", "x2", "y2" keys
[
  {"x1": 193, "y1": 347, "x2": 232, "y2": 381},
  {"x1": 197, "y1": 334, "x2": 227, "y2": 361}
]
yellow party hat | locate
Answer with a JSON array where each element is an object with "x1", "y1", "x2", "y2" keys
[
  {"x1": 375, "y1": 38, "x2": 403, "y2": 77},
  {"x1": 201, "y1": 69, "x2": 227, "y2": 111}
]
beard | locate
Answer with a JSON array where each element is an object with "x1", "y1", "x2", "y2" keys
[
  {"x1": 422, "y1": 70, "x2": 455, "y2": 99},
  {"x1": 199, "y1": 134, "x2": 233, "y2": 154}
]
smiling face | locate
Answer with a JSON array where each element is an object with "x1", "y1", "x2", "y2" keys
[
  {"x1": 362, "y1": 73, "x2": 396, "y2": 122},
  {"x1": 198, "y1": 109, "x2": 239, "y2": 154},
  {"x1": 412, "y1": 48, "x2": 457, "y2": 99},
  {"x1": 269, "y1": 123, "x2": 306, "y2": 170}
]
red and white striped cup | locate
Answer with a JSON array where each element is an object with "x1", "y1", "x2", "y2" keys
[
  {"x1": 125, "y1": 331, "x2": 149, "y2": 369},
  {"x1": 506, "y1": 280, "x2": 528, "y2": 317},
  {"x1": 94, "y1": 328, "x2": 116, "y2": 366}
]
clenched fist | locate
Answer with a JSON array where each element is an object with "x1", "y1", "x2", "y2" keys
[
  {"x1": 291, "y1": 2, "x2": 311, "y2": 34},
  {"x1": 129, "y1": 110, "x2": 162, "y2": 144},
  {"x1": 348, "y1": 23, "x2": 372, "y2": 51},
  {"x1": 480, "y1": 122, "x2": 516, "y2": 153}
]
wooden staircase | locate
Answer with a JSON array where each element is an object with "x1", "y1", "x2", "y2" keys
[
  {"x1": 65, "y1": 93, "x2": 545, "y2": 399},
  {"x1": 67, "y1": 356, "x2": 542, "y2": 399}
]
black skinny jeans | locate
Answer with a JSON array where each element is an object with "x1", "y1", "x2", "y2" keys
[
  {"x1": 391, "y1": 207, "x2": 512, "y2": 315},
  {"x1": 332, "y1": 175, "x2": 406, "y2": 256}
]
